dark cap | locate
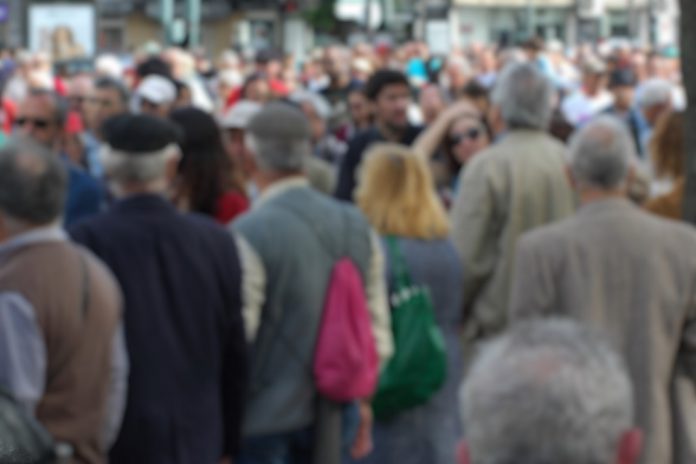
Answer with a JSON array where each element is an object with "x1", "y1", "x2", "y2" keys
[
  {"x1": 609, "y1": 68, "x2": 638, "y2": 88},
  {"x1": 255, "y1": 48, "x2": 283, "y2": 64},
  {"x1": 102, "y1": 114, "x2": 182, "y2": 154},
  {"x1": 246, "y1": 101, "x2": 310, "y2": 141}
]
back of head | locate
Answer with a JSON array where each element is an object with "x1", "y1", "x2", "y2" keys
[
  {"x1": 95, "y1": 54, "x2": 124, "y2": 79},
  {"x1": 246, "y1": 101, "x2": 311, "y2": 173},
  {"x1": 355, "y1": 143, "x2": 449, "y2": 240},
  {"x1": 637, "y1": 78, "x2": 672, "y2": 109},
  {"x1": 461, "y1": 318, "x2": 634, "y2": 464},
  {"x1": 492, "y1": 62, "x2": 553, "y2": 130},
  {"x1": 94, "y1": 76, "x2": 130, "y2": 105},
  {"x1": 0, "y1": 137, "x2": 67, "y2": 226},
  {"x1": 364, "y1": 69, "x2": 410, "y2": 102},
  {"x1": 568, "y1": 115, "x2": 634, "y2": 190}
]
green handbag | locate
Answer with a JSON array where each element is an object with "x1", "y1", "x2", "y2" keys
[{"x1": 372, "y1": 236, "x2": 448, "y2": 421}]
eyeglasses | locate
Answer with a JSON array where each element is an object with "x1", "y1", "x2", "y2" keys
[
  {"x1": 449, "y1": 128, "x2": 482, "y2": 145},
  {"x1": 15, "y1": 118, "x2": 52, "y2": 129}
]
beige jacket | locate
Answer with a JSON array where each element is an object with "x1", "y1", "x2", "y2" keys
[
  {"x1": 451, "y1": 130, "x2": 575, "y2": 340},
  {"x1": 509, "y1": 198, "x2": 696, "y2": 464}
]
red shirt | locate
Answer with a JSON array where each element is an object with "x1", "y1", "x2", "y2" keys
[{"x1": 215, "y1": 191, "x2": 250, "y2": 225}]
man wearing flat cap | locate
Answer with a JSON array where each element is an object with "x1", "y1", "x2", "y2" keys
[
  {"x1": 69, "y1": 114, "x2": 248, "y2": 464},
  {"x1": 231, "y1": 102, "x2": 393, "y2": 464}
]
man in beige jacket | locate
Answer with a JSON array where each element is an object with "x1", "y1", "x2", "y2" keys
[
  {"x1": 451, "y1": 62, "x2": 575, "y2": 342},
  {"x1": 509, "y1": 116, "x2": 696, "y2": 464}
]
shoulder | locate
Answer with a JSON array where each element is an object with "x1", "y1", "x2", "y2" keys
[{"x1": 518, "y1": 217, "x2": 576, "y2": 252}]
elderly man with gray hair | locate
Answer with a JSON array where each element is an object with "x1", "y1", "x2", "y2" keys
[
  {"x1": 459, "y1": 318, "x2": 642, "y2": 464},
  {"x1": 451, "y1": 62, "x2": 575, "y2": 345},
  {"x1": 510, "y1": 116, "x2": 696, "y2": 464},
  {"x1": 0, "y1": 137, "x2": 126, "y2": 463}
]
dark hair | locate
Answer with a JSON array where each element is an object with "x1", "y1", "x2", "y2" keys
[
  {"x1": 169, "y1": 107, "x2": 245, "y2": 217},
  {"x1": 444, "y1": 112, "x2": 492, "y2": 172},
  {"x1": 136, "y1": 57, "x2": 172, "y2": 80},
  {"x1": 28, "y1": 88, "x2": 68, "y2": 125},
  {"x1": 462, "y1": 80, "x2": 489, "y2": 102},
  {"x1": 0, "y1": 136, "x2": 67, "y2": 224},
  {"x1": 364, "y1": 70, "x2": 410, "y2": 101},
  {"x1": 94, "y1": 76, "x2": 130, "y2": 104}
]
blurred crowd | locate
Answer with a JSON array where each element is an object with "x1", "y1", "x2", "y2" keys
[{"x1": 0, "y1": 34, "x2": 693, "y2": 464}]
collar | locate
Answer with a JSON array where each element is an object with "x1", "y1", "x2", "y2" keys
[
  {"x1": 255, "y1": 177, "x2": 309, "y2": 209},
  {"x1": 0, "y1": 224, "x2": 67, "y2": 257},
  {"x1": 111, "y1": 193, "x2": 176, "y2": 214},
  {"x1": 577, "y1": 197, "x2": 634, "y2": 216}
]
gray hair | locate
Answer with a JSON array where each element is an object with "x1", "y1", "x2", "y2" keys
[
  {"x1": 0, "y1": 137, "x2": 67, "y2": 225},
  {"x1": 492, "y1": 63, "x2": 554, "y2": 130},
  {"x1": 94, "y1": 76, "x2": 131, "y2": 105},
  {"x1": 101, "y1": 144, "x2": 179, "y2": 185},
  {"x1": 637, "y1": 79, "x2": 672, "y2": 109},
  {"x1": 290, "y1": 90, "x2": 332, "y2": 121},
  {"x1": 461, "y1": 318, "x2": 634, "y2": 464},
  {"x1": 568, "y1": 116, "x2": 635, "y2": 190},
  {"x1": 246, "y1": 133, "x2": 309, "y2": 173}
]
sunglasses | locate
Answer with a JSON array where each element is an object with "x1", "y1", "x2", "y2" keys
[
  {"x1": 449, "y1": 128, "x2": 482, "y2": 145},
  {"x1": 15, "y1": 118, "x2": 52, "y2": 129}
]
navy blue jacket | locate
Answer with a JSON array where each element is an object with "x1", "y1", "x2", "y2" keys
[
  {"x1": 64, "y1": 161, "x2": 105, "y2": 227},
  {"x1": 69, "y1": 194, "x2": 247, "y2": 464}
]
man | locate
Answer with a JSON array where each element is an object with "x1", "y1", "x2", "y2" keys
[
  {"x1": 67, "y1": 74, "x2": 93, "y2": 123},
  {"x1": 636, "y1": 78, "x2": 673, "y2": 160},
  {"x1": 0, "y1": 137, "x2": 126, "y2": 463},
  {"x1": 451, "y1": 62, "x2": 575, "y2": 343},
  {"x1": 604, "y1": 68, "x2": 643, "y2": 157},
  {"x1": 232, "y1": 102, "x2": 393, "y2": 463},
  {"x1": 83, "y1": 76, "x2": 131, "y2": 178},
  {"x1": 15, "y1": 88, "x2": 105, "y2": 226},
  {"x1": 509, "y1": 117, "x2": 696, "y2": 464},
  {"x1": 321, "y1": 46, "x2": 361, "y2": 130},
  {"x1": 335, "y1": 70, "x2": 422, "y2": 201},
  {"x1": 135, "y1": 74, "x2": 176, "y2": 118},
  {"x1": 69, "y1": 114, "x2": 248, "y2": 464},
  {"x1": 460, "y1": 319, "x2": 642, "y2": 464},
  {"x1": 561, "y1": 58, "x2": 614, "y2": 126}
]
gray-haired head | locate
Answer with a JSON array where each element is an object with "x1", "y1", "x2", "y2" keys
[
  {"x1": 461, "y1": 318, "x2": 634, "y2": 464},
  {"x1": 245, "y1": 102, "x2": 311, "y2": 173},
  {"x1": 568, "y1": 116, "x2": 635, "y2": 190},
  {"x1": 637, "y1": 79, "x2": 672, "y2": 109},
  {"x1": 290, "y1": 90, "x2": 332, "y2": 122},
  {"x1": 0, "y1": 137, "x2": 67, "y2": 227},
  {"x1": 492, "y1": 63, "x2": 554, "y2": 130}
]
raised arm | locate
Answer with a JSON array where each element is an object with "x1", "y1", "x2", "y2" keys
[{"x1": 413, "y1": 99, "x2": 480, "y2": 160}]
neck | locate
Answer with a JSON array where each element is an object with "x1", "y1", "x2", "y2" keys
[
  {"x1": 0, "y1": 217, "x2": 56, "y2": 244},
  {"x1": 377, "y1": 120, "x2": 405, "y2": 142},
  {"x1": 254, "y1": 171, "x2": 304, "y2": 193},
  {"x1": 579, "y1": 188, "x2": 626, "y2": 206}
]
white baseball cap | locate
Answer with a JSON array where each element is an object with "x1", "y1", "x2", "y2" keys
[
  {"x1": 219, "y1": 100, "x2": 262, "y2": 129},
  {"x1": 137, "y1": 75, "x2": 176, "y2": 105}
]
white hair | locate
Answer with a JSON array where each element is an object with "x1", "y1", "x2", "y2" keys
[
  {"x1": 461, "y1": 318, "x2": 634, "y2": 464},
  {"x1": 290, "y1": 90, "x2": 332, "y2": 121},
  {"x1": 95, "y1": 54, "x2": 124, "y2": 79},
  {"x1": 447, "y1": 55, "x2": 473, "y2": 76},
  {"x1": 101, "y1": 144, "x2": 180, "y2": 188},
  {"x1": 492, "y1": 63, "x2": 554, "y2": 130},
  {"x1": 637, "y1": 79, "x2": 673, "y2": 108},
  {"x1": 245, "y1": 133, "x2": 309, "y2": 173},
  {"x1": 568, "y1": 116, "x2": 635, "y2": 190},
  {"x1": 218, "y1": 69, "x2": 243, "y2": 88}
]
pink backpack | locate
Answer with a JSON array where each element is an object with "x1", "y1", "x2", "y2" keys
[{"x1": 313, "y1": 258, "x2": 379, "y2": 402}]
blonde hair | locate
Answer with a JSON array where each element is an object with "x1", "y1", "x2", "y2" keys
[{"x1": 356, "y1": 143, "x2": 449, "y2": 239}]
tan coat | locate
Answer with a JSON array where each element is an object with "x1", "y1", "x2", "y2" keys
[
  {"x1": 509, "y1": 198, "x2": 696, "y2": 464},
  {"x1": 451, "y1": 130, "x2": 575, "y2": 341}
]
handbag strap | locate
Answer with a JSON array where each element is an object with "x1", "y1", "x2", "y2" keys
[{"x1": 385, "y1": 236, "x2": 412, "y2": 289}]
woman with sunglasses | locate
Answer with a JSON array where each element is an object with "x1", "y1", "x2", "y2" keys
[{"x1": 414, "y1": 99, "x2": 492, "y2": 208}]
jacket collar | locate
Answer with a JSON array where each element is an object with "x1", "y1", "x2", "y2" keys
[
  {"x1": 577, "y1": 197, "x2": 634, "y2": 216},
  {"x1": 0, "y1": 225, "x2": 67, "y2": 258},
  {"x1": 111, "y1": 193, "x2": 177, "y2": 214}
]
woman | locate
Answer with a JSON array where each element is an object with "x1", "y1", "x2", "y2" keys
[
  {"x1": 355, "y1": 144, "x2": 463, "y2": 464},
  {"x1": 645, "y1": 111, "x2": 685, "y2": 220},
  {"x1": 170, "y1": 107, "x2": 249, "y2": 224},
  {"x1": 413, "y1": 99, "x2": 492, "y2": 207}
]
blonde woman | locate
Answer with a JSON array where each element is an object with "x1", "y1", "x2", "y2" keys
[{"x1": 355, "y1": 143, "x2": 463, "y2": 464}]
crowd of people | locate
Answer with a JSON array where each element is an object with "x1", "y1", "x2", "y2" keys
[{"x1": 0, "y1": 35, "x2": 693, "y2": 464}]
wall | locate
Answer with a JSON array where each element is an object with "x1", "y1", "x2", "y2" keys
[{"x1": 124, "y1": 12, "x2": 160, "y2": 51}]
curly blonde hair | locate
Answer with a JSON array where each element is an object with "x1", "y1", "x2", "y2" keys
[
  {"x1": 355, "y1": 143, "x2": 449, "y2": 239},
  {"x1": 650, "y1": 111, "x2": 684, "y2": 179}
]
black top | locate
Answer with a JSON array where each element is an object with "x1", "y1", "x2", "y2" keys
[
  {"x1": 69, "y1": 194, "x2": 247, "y2": 463},
  {"x1": 334, "y1": 125, "x2": 424, "y2": 202}
]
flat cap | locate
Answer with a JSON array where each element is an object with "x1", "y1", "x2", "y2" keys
[
  {"x1": 246, "y1": 102, "x2": 311, "y2": 141},
  {"x1": 102, "y1": 114, "x2": 182, "y2": 154}
]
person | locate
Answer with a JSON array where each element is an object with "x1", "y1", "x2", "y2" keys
[
  {"x1": 509, "y1": 116, "x2": 696, "y2": 464},
  {"x1": 604, "y1": 68, "x2": 643, "y2": 157},
  {"x1": 290, "y1": 90, "x2": 347, "y2": 167},
  {"x1": 0, "y1": 137, "x2": 126, "y2": 464},
  {"x1": 335, "y1": 70, "x2": 422, "y2": 201},
  {"x1": 645, "y1": 111, "x2": 685, "y2": 219},
  {"x1": 321, "y1": 46, "x2": 361, "y2": 129},
  {"x1": 413, "y1": 99, "x2": 491, "y2": 208},
  {"x1": 636, "y1": 78, "x2": 673, "y2": 163},
  {"x1": 69, "y1": 114, "x2": 248, "y2": 464},
  {"x1": 170, "y1": 107, "x2": 249, "y2": 224},
  {"x1": 442, "y1": 55, "x2": 473, "y2": 100},
  {"x1": 335, "y1": 85, "x2": 373, "y2": 143},
  {"x1": 459, "y1": 319, "x2": 641, "y2": 464},
  {"x1": 231, "y1": 102, "x2": 393, "y2": 464},
  {"x1": 84, "y1": 76, "x2": 131, "y2": 178},
  {"x1": 355, "y1": 144, "x2": 463, "y2": 464},
  {"x1": 15, "y1": 88, "x2": 105, "y2": 226},
  {"x1": 418, "y1": 84, "x2": 448, "y2": 126},
  {"x1": 561, "y1": 58, "x2": 613, "y2": 126},
  {"x1": 451, "y1": 62, "x2": 575, "y2": 344},
  {"x1": 135, "y1": 74, "x2": 177, "y2": 119}
]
